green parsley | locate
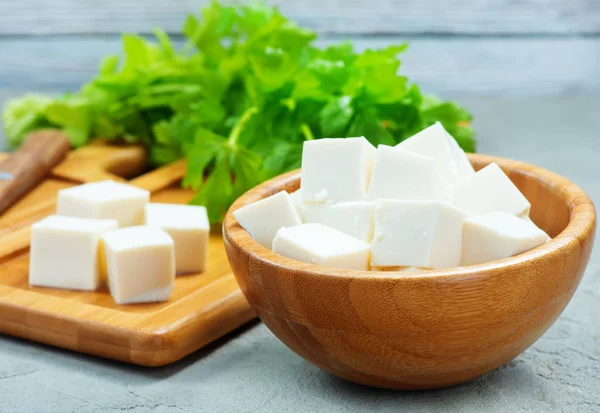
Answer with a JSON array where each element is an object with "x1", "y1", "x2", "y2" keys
[{"x1": 1, "y1": 1, "x2": 475, "y2": 223}]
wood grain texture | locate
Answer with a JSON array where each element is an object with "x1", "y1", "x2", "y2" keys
[
  {"x1": 0, "y1": 0, "x2": 597, "y2": 35},
  {"x1": 0, "y1": 142, "x2": 255, "y2": 367},
  {"x1": 223, "y1": 154, "x2": 596, "y2": 389},
  {"x1": 0, "y1": 130, "x2": 70, "y2": 214},
  {"x1": 0, "y1": 140, "x2": 148, "y2": 258},
  {"x1": 52, "y1": 139, "x2": 148, "y2": 182},
  {"x1": 2, "y1": 37, "x2": 599, "y2": 98}
]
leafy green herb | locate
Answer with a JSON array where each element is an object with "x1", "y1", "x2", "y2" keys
[{"x1": 1, "y1": 0, "x2": 475, "y2": 222}]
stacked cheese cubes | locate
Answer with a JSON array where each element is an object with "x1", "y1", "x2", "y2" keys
[
  {"x1": 234, "y1": 122, "x2": 549, "y2": 271},
  {"x1": 29, "y1": 180, "x2": 210, "y2": 304}
]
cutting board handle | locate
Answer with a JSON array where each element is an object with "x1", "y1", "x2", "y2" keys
[
  {"x1": 0, "y1": 130, "x2": 71, "y2": 215},
  {"x1": 51, "y1": 140, "x2": 148, "y2": 183}
]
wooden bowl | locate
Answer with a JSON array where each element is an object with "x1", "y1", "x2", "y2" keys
[{"x1": 223, "y1": 153, "x2": 596, "y2": 390}]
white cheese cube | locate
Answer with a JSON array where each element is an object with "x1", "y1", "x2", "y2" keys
[
  {"x1": 103, "y1": 226, "x2": 175, "y2": 304},
  {"x1": 144, "y1": 203, "x2": 209, "y2": 274},
  {"x1": 367, "y1": 145, "x2": 449, "y2": 202},
  {"x1": 29, "y1": 215, "x2": 118, "y2": 290},
  {"x1": 301, "y1": 202, "x2": 375, "y2": 243},
  {"x1": 520, "y1": 213, "x2": 533, "y2": 223},
  {"x1": 300, "y1": 137, "x2": 376, "y2": 203},
  {"x1": 272, "y1": 223, "x2": 370, "y2": 270},
  {"x1": 397, "y1": 122, "x2": 474, "y2": 186},
  {"x1": 453, "y1": 162, "x2": 531, "y2": 217},
  {"x1": 57, "y1": 180, "x2": 150, "y2": 227},
  {"x1": 289, "y1": 190, "x2": 305, "y2": 219},
  {"x1": 519, "y1": 213, "x2": 551, "y2": 240},
  {"x1": 234, "y1": 191, "x2": 302, "y2": 248},
  {"x1": 461, "y1": 212, "x2": 548, "y2": 266},
  {"x1": 371, "y1": 200, "x2": 469, "y2": 269}
]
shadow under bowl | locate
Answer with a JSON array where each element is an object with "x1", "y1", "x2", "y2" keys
[{"x1": 223, "y1": 153, "x2": 596, "y2": 390}]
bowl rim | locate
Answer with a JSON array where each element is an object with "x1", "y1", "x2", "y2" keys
[{"x1": 223, "y1": 153, "x2": 596, "y2": 281}]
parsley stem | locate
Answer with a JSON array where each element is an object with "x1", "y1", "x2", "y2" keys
[
  {"x1": 300, "y1": 123, "x2": 314, "y2": 141},
  {"x1": 228, "y1": 106, "x2": 258, "y2": 147}
]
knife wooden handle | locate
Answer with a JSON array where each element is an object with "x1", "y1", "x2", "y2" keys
[{"x1": 0, "y1": 130, "x2": 71, "y2": 215}]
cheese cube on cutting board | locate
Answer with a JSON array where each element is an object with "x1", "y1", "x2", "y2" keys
[
  {"x1": 397, "y1": 122, "x2": 474, "y2": 186},
  {"x1": 367, "y1": 145, "x2": 449, "y2": 202},
  {"x1": 103, "y1": 226, "x2": 175, "y2": 305},
  {"x1": 301, "y1": 137, "x2": 376, "y2": 203},
  {"x1": 145, "y1": 203, "x2": 209, "y2": 274},
  {"x1": 461, "y1": 212, "x2": 548, "y2": 266},
  {"x1": 301, "y1": 201, "x2": 375, "y2": 243},
  {"x1": 234, "y1": 191, "x2": 302, "y2": 248},
  {"x1": 57, "y1": 180, "x2": 150, "y2": 227},
  {"x1": 272, "y1": 223, "x2": 371, "y2": 270},
  {"x1": 29, "y1": 215, "x2": 118, "y2": 290},
  {"x1": 371, "y1": 200, "x2": 470, "y2": 269},
  {"x1": 454, "y1": 162, "x2": 531, "y2": 217}
]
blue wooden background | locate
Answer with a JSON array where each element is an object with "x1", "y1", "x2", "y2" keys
[{"x1": 0, "y1": 0, "x2": 598, "y2": 104}]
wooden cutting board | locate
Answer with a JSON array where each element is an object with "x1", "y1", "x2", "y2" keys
[{"x1": 0, "y1": 141, "x2": 255, "y2": 366}]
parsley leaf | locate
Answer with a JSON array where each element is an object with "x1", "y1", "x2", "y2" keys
[{"x1": 1, "y1": 0, "x2": 476, "y2": 223}]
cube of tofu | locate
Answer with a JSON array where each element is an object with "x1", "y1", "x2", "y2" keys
[
  {"x1": 29, "y1": 215, "x2": 118, "y2": 290},
  {"x1": 57, "y1": 180, "x2": 150, "y2": 227},
  {"x1": 103, "y1": 226, "x2": 175, "y2": 304},
  {"x1": 145, "y1": 203, "x2": 209, "y2": 274},
  {"x1": 518, "y1": 213, "x2": 551, "y2": 240},
  {"x1": 234, "y1": 191, "x2": 302, "y2": 248},
  {"x1": 461, "y1": 212, "x2": 549, "y2": 266},
  {"x1": 397, "y1": 122, "x2": 474, "y2": 186},
  {"x1": 301, "y1": 201, "x2": 375, "y2": 243},
  {"x1": 272, "y1": 223, "x2": 370, "y2": 270},
  {"x1": 371, "y1": 200, "x2": 470, "y2": 269},
  {"x1": 301, "y1": 137, "x2": 376, "y2": 203},
  {"x1": 453, "y1": 162, "x2": 531, "y2": 217},
  {"x1": 367, "y1": 145, "x2": 450, "y2": 202},
  {"x1": 289, "y1": 190, "x2": 305, "y2": 218}
]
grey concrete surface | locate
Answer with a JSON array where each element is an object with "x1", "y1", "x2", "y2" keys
[{"x1": 0, "y1": 96, "x2": 598, "y2": 412}]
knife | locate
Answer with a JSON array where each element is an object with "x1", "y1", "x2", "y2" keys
[{"x1": 0, "y1": 130, "x2": 71, "y2": 215}]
